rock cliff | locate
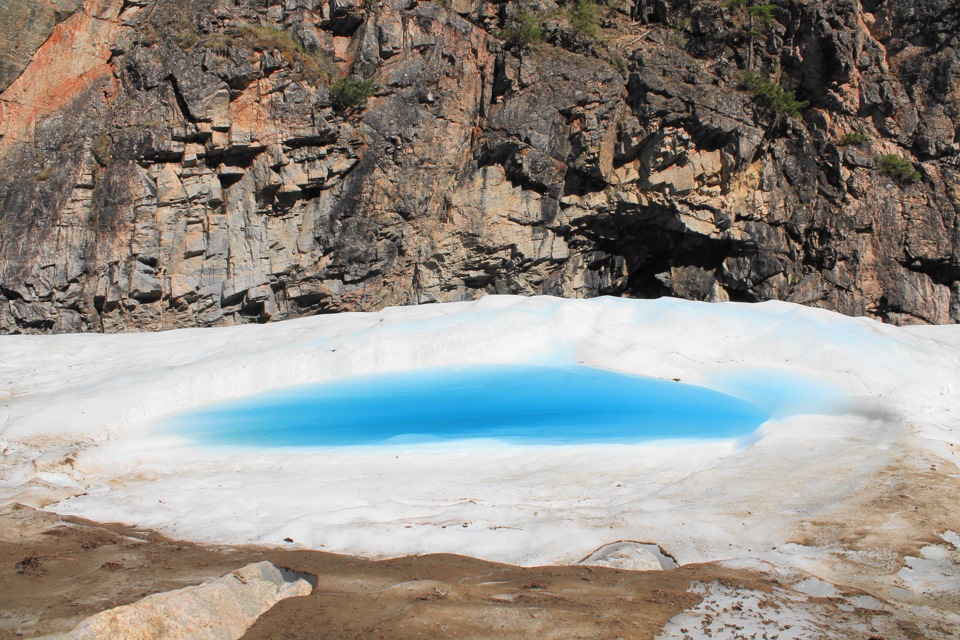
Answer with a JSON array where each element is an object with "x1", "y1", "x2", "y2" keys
[{"x1": 0, "y1": 0, "x2": 958, "y2": 332}]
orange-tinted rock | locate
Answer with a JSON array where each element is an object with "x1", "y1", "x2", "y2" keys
[{"x1": 0, "y1": 0, "x2": 958, "y2": 333}]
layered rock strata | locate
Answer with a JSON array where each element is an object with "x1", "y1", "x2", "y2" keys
[{"x1": 0, "y1": 0, "x2": 958, "y2": 332}]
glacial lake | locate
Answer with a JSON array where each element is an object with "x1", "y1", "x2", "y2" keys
[{"x1": 165, "y1": 365, "x2": 771, "y2": 447}]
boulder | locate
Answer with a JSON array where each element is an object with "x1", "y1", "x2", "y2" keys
[
  {"x1": 63, "y1": 562, "x2": 312, "y2": 640},
  {"x1": 580, "y1": 541, "x2": 665, "y2": 572}
]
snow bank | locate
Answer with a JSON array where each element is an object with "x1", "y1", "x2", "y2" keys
[{"x1": 1, "y1": 295, "x2": 958, "y2": 569}]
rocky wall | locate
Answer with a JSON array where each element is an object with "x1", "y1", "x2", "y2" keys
[{"x1": 0, "y1": 0, "x2": 957, "y2": 332}]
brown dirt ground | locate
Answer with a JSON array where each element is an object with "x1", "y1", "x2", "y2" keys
[
  {"x1": 6, "y1": 450, "x2": 958, "y2": 639},
  {"x1": 0, "y1": 504, "x2": 770, "y2": 640}
]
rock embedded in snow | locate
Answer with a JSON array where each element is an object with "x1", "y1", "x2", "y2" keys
[
  {"x1": 792, "y1": 576, "x2": 839, "y2": 598},
  {"x1": 62, "y1": 561, "x2": 312, "y2": 640},
  {"x1": 580, "y1": 541, "x2": 664, "y2": 571}
]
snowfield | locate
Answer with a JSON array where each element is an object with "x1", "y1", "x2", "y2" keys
[{"x1": 2, "y1": 295, "x2": 959, "y2": 629}]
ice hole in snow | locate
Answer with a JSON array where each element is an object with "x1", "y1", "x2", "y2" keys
[{"x1": 165, "y1": 364, "x2": 772, "y2": 447}]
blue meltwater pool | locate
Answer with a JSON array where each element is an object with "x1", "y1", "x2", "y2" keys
[{"x1": 165, "y1": 365, "x2": 771, "y2": 447}]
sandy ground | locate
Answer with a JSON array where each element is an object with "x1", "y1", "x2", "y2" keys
[
  {"x1": 1, "y1": 495, "x2": 954, "y2": 640},
  {"x1": 0, "y1": 505, "x2": 718, "y2": 640}
]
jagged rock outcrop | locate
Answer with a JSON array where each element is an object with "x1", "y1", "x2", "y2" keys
[{"x1": 0, "y1": 0, "x2": 958, "y2": 332}]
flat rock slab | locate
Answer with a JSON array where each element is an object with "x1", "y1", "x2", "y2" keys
[{"x1": 62, "y1": 561, "x2": 312, "y2": 640}]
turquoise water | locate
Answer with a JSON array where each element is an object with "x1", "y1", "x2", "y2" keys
[{"x1": 166, "y1": 365, "x2": 771, "y2": 447}]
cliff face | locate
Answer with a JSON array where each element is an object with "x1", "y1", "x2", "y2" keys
[
  {"x1": 0, "y1": 0, "x2": 958, "y2": 333},
  {"x1": 0, "y1": 0, "x2": 84, "y2": 92}
]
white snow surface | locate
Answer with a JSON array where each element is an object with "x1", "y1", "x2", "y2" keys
[
  {"x1": 655, "y1": 581, "x2": 838, "y2": 640},
  {"x1": 1, "y1": 295, "x2": 959, "y2": 568}
]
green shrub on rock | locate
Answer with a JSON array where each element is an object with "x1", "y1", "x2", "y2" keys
[
  {"x1": 569, "y1": 0, "x2": 600, "y2": 37},
  {"x1": 877, "y1": 154, "x2": 921, "y2": 183},
  {"x1": 499, "y1": 7, "x2": 543, "y2": 47},
  {"x1": 747, "y1": 3, "x2": 777, "y2": 24},
  {"x1": 330, "y1": 77, "x2": 375, "y2": 111},
  {"x1": 837, "y1": 131, "x2": 869, "y2": 146},
  {"x1": 738, "y1": 69, "x2": 808, "y2": 118}
]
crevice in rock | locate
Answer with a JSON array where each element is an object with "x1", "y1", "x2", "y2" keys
[
  {"x1": 562, "y1": 168, "x2": 607, "y2": 198},
  {"x1": 902, "y1": 257, "x2": 960, "y2": 287},
  {"x1": 166, "y1": 75, "x2": 198, "y2": 124},
  {"x1": 0, "y1": 285, "x2": 23, "y2": 301},
  {"x1": 475, "y1": 140, "x2": 555, "y2": 197}
]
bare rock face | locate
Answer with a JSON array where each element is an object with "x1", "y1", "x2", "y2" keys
[
  {"x1": 0, "y1": 0, "x2": 84, "y2": 92},
  {"x1": 62, "y1": 561, "x2": 312, "y2": 640},
  {"x1": 0, "y1": 0, "x2": 958, "y2": 333}
]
